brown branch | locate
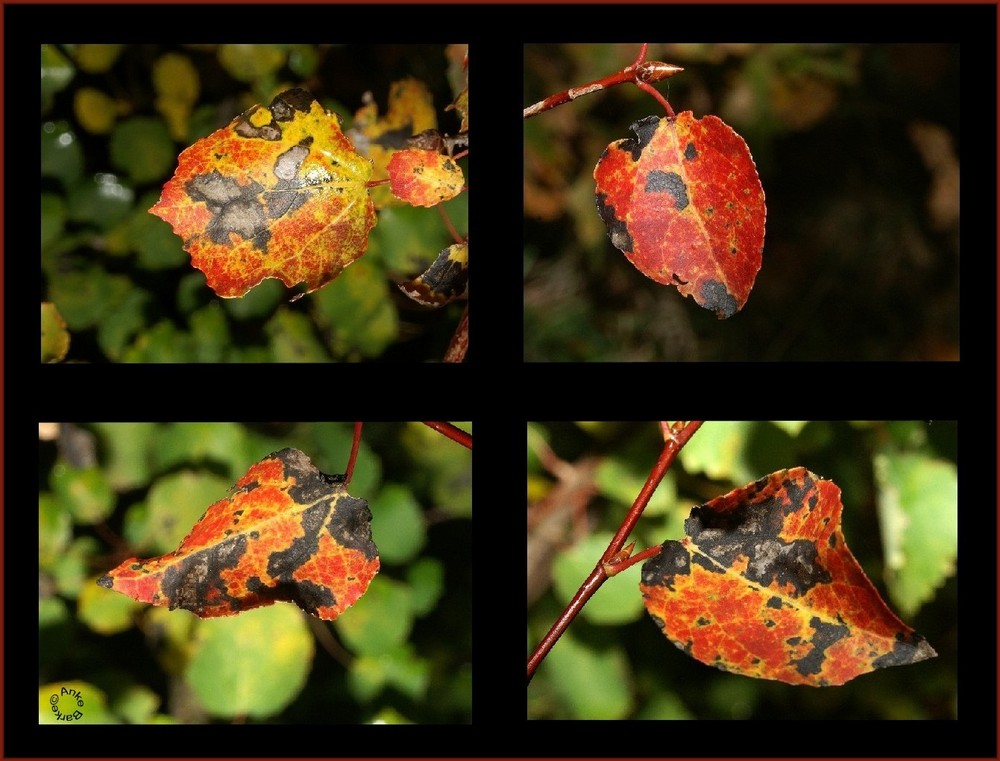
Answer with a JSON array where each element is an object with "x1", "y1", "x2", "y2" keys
[{"x1": 527, "y1": 421, "x2": 702, "y2": 684}]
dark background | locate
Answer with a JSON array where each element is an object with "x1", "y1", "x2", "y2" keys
[{"x1": 524, "y1": 18, "x2": 990, "y2": 361}]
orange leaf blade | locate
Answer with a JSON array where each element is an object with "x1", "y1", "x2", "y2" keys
[
  {"x1": 387, "y1": 148, "x2": 464, "y2": 207},
  {"x1": 594, "y1": 112, "x2": 765, "y2": 318},
  {"x1": 98, "y1": 448, "x2": 379, "y2": 620},
  {"x1": 640, "y1": 468, "x2": 935, "y2": 686},
  {"x1": 150, "y1": 89, "x2": 376, "y2": 298}
]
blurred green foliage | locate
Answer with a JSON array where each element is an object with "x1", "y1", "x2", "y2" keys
[
  {"x1": 42, "y1": 44, "x2": 467, "y2": 362},
  {"x1": 527, "y1": 421, "x2": 957, "y2": 719},
  {"x1": 39, "y1": 422, "x2": 471, "y2": 724},
  {"x1": 524, "y1": 43, "x2": 960, "y2": 360}
]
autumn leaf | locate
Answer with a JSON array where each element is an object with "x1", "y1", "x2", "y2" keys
[
  {"x1": 398, "y1": 242, "x2": 468, "y2": 306},
  {"x1": 348, "y1": 78, "x2": 437, "y2": 208},
  {"x1": 150, "y1": 88, "x2": 377, "y2": 298},
  {"x1": 640, "y1": 468, "x2": 936, "y2": 686},
  {"x1": 594, "y1": 112, "x2": 765, "y2": 318},
  {"x1": 387, "y1": 148, "x2": 464, "y2": 207},
  {"x1": 97, "y1": 448, "x2": 379, "y2": 620}
]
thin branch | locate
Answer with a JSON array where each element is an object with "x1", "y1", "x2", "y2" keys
[
  {"x1": 527, "y1": 421, "x2": 702, "y2": 684},
  {"x1": 345, "y1": 423, "x2": 363, "y2": 485},
  {"x1": 524, "y1": 45, "x2": 682, "y2": 119},
  {"x1": 422, "y1": 421, "x2": 472, "y2": 449}
]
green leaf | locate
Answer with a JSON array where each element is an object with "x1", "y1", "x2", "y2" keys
[
  {"x1": 541, "y1": 630, "x2": 632, "y2": 719},
  {"x1": 39, "y1": 493, "x2": 72, "y2": 566},
  {"x1": 349, "y1": 644, "x2": 428, "y2": 703},
  {"x1": 596, "y1": 457, "x2": 674, "y2": 515},
  {"x1": 217, "y1": 44, "x2": 287, "y2": 83},
  {"x1": 91, "y1": 423, "x2": 158, "y2": 490},
  {"x1": 50, "y1": 537, "x2": 101, "y2": 598},
  {"x1": 110, "y1": 685, "x2": 162, "y2": 724},
  {"x1": 335, "y1": 575, "x2": 414, "y2": 655},
  {"x1": 312, "y1": 257, "x2": 398, "y2": 358},
  {"x1": 74, "y1": 87, "x2": 118, "y2": 134},
  {"x1": 265, "y1": 308, "x2": 329, "y2": 362},
  {"x1": 74, "y1": 44, "x2": 124, "y2": 73},
  {"x1": 97, "y1": 288, "x2": 152, "y2": 360},
  {"x1": 67, "y1": 173, "x2": 134, "y2": 229},
  {"x1": 188, "y1": 303, "x2": 232, "y2": 363},
  {"x1": 51, "y1": 463, "x2": 115, "y2": 524},
  {"x1": 110, "y1": 117, "x2": 176, "y2": 184},
  {"x1": 78, "y1": 575, "x2": 142, "y2": 635},
  {"x1": 185, "y1": 605, "x2": 314, "y2": 719},
  {"x1": 678, "y1": 420, "x2": 755, "y2": 482},
  {"x1": 120, "y1": 319, "x2": 195, "y2": 362},
  {"x1": 153, "y1": 53, "x2": 200, "y2": 141},
  {"x1": 313, "y1": 258, "x2": 399, "y2": 359},
  {"x1": 406, "y1": 557, "x2": 444, "y2": 616},
  {"x1": 41, "y1": 194, "x2": 67, "y2": 249},
  {"x1": 42, "y1": 45, "x2": 75, "y2": 112},
  {"x1": 372, "y1": 484, "x2": 426, "y2": 565},
  {"x1": 41, "y1": 302, "x2": 71, "y2": 362},
  {"x1": 874, "y1": 450, "x2": 957, "y2": 617},
  {"x1": 154, "y1": 423, "x2": 248, "y2": 478},
  {"x1": 41, "y1": 122, "x2": 84, "y2": 187}
]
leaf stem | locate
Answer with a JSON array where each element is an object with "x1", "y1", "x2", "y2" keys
[
  {"x1": 527, "y1": 421, "x2": 702, "y2": 684},
  {"x1": 422, "y1": 421, "x2": 472, "y2": 449},
  {"x1": 345, "y1": 423, "x2": 363, "y2": 485},
  {"x1": 636, "y1": 80, "x2": 676, "y2": 119}
]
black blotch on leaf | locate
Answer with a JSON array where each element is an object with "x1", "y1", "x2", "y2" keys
[
  {"x1": 641, "y1": 541, "x2": 691, "y2": 592},
  {"x1": 621, "y1": 115, "x2": 660, "y2": 162},
  {"x1": 327, "y1": 497, "x2": 378, "y2": 561},
  {"x1": 270, "y1": 88, "x2": 316, "y2": 120},
  {"x1": 161, "y1": 534, "x2": 248, "y2": 614},
  {"x1": 699, "y1": 280, "x2": 739, "y2": 319},
  {"x1": 792, "y1": 616, "x2": 850, "y2": 677},
  {"x1": 645, "y1": 170, "x2": 689, "y2": 211},
  {"x1": 595, "y1": 193, "x2": 633, "y2": 253}
]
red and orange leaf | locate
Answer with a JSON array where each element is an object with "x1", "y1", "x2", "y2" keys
[
  {"x1": 348, "y1": 78, "x2": 437, "y2": 208},
  {"x1": 387, "y1": 148, "x2": 464, "y2": 207},
  {"x1": 150, "y1": 89, "x2": 376, "y2": 298},
  {"x1": 640, "y1": 468, "x2": 936, "y2": 686},
  {"x1": 594, "y1": 112, "x2": 765, "y2": 318},
  {"x1": 97, "y1": 448, "x2": 379, "y2": 621}
]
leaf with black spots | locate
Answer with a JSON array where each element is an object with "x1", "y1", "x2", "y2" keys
[
  {"x1": 398, "y1": 242, "x2": 468, "y2": 307},
  {"x1": 387, "y1": 148, "x2": 464, "y2": 207},
  {"x1": 98, "y1": 448, "x2": 379, "y2": 620},
  {"x1": 594, "y1": 112, "x2": 765, "y2": 318},
  {"x1": 150, "y1": 89, "x2": 376, "y2": 298},
  {"x1": 640, "y1": 468, "x2": 935, "y2": 686}
]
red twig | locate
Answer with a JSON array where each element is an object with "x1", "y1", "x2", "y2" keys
[
  {"x1": 344, "y1": 422, "x2": 363, "y2": 485},
  {"x1": 523, "y1": 45, "x2": 682, "y2": 119},
  {"x1": 527, "y1": 421, "x2": 702, "y2": 684},
  {"x1": 422, "y1": 421, "x2": 472, "y2": 450},
  {"x1": 443, "y1": 305, "x2": 468, "y2": 362}
]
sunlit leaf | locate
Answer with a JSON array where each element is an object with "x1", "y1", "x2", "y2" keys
[
  {"x1": 641, "y1": 468, "x2": 936, "y2": 686},
  {"x1": 150, "y1": 89, "x2": 376, "y2": 298},
  {"x1": 98, "y1": 448, "x2": 379, "y2": 620}
]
